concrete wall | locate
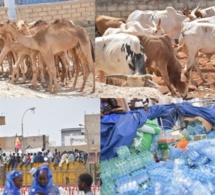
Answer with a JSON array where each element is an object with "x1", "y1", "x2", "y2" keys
[
  {"x1": 0, "y1": 7, "x2": 8, "y2": 21},
  {"x1": 16, "y1": 0, "x2": 95, "y2": 25},
  {"x1": 16, "y1": 0, "x2": 95, "y2": 40},
  {"x1": 0, "y1": 0, "x2": 95, "y2": 41},
  {"x1": 85, "y1": 114, "x2": 100, "y2": 146},
  {"x1": 96, "y1": 0, "x2": 215, "y2": 18}
]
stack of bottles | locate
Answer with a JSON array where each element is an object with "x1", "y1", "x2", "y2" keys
[
  {"x1": 101, "y1": 146, "x2": 155, "y2": 195},
  {"x1": 101, "y1": 139, "x2": 215, "y2": 194}
]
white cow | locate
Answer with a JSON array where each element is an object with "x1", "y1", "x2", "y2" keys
[
  {"x1": 96, "y1": 33, "x2": 146, "y2": 82},
  {"x1": 193, "y1": 5, "x2": 215, "y2": 18},
  {"x1": 127, "y1": 7, "x2": 187, "y2": 40},
  {"x1": 103, "y1": 20, "x2": 165, "y2": 36},
  {"x1": 179, "y1": 22, "x2": 215, "y2": 84}
]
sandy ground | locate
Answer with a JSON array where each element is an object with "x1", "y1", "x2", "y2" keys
[{"x1": 0, "y1": 52, "x2": 215, "y2": 99}]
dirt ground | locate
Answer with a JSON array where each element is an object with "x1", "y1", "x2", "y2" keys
[
  {"x1": 0, "y1": 52, "x2": 215, "y2": 98},
  {"x1": 153, "y1": 52, "x2": 215, "y2": 98},
  {"x1": 0, "y1": 67, "x2": 163, "y2": 98}
]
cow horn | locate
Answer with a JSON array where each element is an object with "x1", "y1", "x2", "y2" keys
[
  {"x1": 191, "y1": 1, "x2": 201, "y2": 16},
  {"x1": 185, "y1": 2, "x2": 190, "y2": 17},
  {"x1": 157, "y1": 18, "x2": 161, "y2": 29},
  {"x1": 152, "y1": 20, "x2": 156, "y2": 27}
]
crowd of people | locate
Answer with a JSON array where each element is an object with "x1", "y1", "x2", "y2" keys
[
  {"x1": 2, "y1": 166, "x2": 94, "y2": 195},
  {"x1": 0, "y1": 148, "x2": 88, "y2": 171}
]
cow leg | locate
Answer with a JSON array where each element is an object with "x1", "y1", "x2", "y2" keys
[
  {"x1": 194, "y1": 56, "x2": 206, "y2": 83},
  {"x1": 181, "y1": 51, "x2": 197, "y2": 83},
  {"x1": 98, "y1": 70, "x2": 106, "y2": 83},
  {"x1": 158, "y1": 64, "x2": 178, "y2": 96}
]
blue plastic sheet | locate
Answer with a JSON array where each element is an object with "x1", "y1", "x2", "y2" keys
[
  {"x1": 101, "y1": 102, "x2": 215, "y2": 161},
  {"x1": 101, "y1": 109, "x2": 147, "y2": 160}
]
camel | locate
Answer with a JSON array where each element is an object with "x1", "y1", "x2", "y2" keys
[
  {"x1": 0, "y1": 32, "x2": 39, "y2": 84},
  {"x1": 0, "y1": 19, "x2": 95, "y2": 93},
  {"x1": 0, "y1": 38, "x2": 14, "y2": 75}
]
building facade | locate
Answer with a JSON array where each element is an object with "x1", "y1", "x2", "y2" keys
[{"x1": 0, "y1": 135, "x2": 49, "y2": 151}]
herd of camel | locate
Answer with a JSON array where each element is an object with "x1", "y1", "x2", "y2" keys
[{"x1": 0, "y1": 18, "x2": 95, "y2": 94}]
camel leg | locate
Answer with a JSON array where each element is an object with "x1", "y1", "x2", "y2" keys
[
  {"x1": 0, "y1": 63, "x2": 3, "y2": 74},
  {"x1": 78, "y1": 60, "x2": 90, "y2": 92},
  {"x1": 70, "y1": 49, "x2": 80, "y2": 90},
  {"x1": 0, "y1": 47, "x2": 10, "y2": 75},
  {"x1": 59, "y1": 52, "x2": 70, "y2": 85},
  {"x1": 91, "y1": 64, "x2": 95, "y2": 93},
  {"x1": 54, "y1": 55, "x2": 60, "y2": 80},
  {"x1": 20, "y1": 60, "x2": 26, "y2": 83},
  {"x1": 10, "y1": 55, "x2": 25, "y2": 84},
  {"x1": 38, "y1": 53, "x2": 46, "y2": 87},
  {"x1": 30, "y1": 52, "x2": 38, "y2": 88},
  {"x1": 7, "y1": 52, "x2": 14, "y2": 75},
  {"x1": 44, "y1": 54, "x2": 58, "y2": 93}
]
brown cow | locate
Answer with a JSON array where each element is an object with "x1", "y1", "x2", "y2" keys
[
  {"x1": 125, "y1": 33, "x2": 190, "y2": 98},
  {"x1": 96, "y1": 15, "x2": 126, "y2": 36}
]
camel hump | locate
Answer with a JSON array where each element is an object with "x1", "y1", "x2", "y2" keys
[
  {"x1": 52, "y1": 18, "x2": 75, "y2": 29},
  {"x1": 29, "y1": 20, "x2": 48, "y2": 29}
]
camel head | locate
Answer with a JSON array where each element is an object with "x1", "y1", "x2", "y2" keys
[
  {"x1": 0, "y1": 20, "x2": 11, "y2": 34},
  {"x1": 16, "y1": 20, "x2": 28, "y2": 32}
]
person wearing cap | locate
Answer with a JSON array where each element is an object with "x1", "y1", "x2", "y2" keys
[
  {"x1": 3, "y1": 170, "x2": 23, "y2": 195},
  {"x1": 29, "y1": 165, "x2": 60, "y2": 195}
]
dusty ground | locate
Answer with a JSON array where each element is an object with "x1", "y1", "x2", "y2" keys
[
  {"x1": 0, "y1": 69, "x2": 163, "y2": 98},
  {"x1": 0, "y1": 52, "x2": 215, "y2": 98}
]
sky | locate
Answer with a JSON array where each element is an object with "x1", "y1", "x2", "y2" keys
[{"x1": 0, "y1": 98, "x2": 100, "y2": 146}]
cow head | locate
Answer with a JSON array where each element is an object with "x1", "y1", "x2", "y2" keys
[{"x1": 152, "y1": 18, "x2": 165, "y2": 36}]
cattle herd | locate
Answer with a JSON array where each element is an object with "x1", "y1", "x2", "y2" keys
[
  {"x1": 95, "y1": 2, "x2": 215, "y2": 98},
  {"x1": 1, "y1": 3, "x2": 215, "y2": 98}
]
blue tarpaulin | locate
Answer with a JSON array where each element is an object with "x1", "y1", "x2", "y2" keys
[
  {"x1": 101, "y1": 102, "x2": 215, "y2": 161},
  {"x1": 101, "y1": 109, "x2": 147, "y2": 161}
]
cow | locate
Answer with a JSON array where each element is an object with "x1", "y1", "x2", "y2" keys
[
  {"x1": 95, "y1": 33, "x2": 146, "y2": 83},
  {"x1": 179, "y1": 22, "x2": 215, "y2": 85},
  {"x1": 103, "y1": 19, "x2": 165, "y2": 37},
  {"x1": 192, "y1": 5, "x2": 215, "y2": 18},
  {"x1": 127, "y1": 7, "x2": 187, "y2": 41},
  {"x1": 96, "y1": 15, "x2": 126, "y2": 36},
  {"x1": 124, "y1": 33, "x2": 190, "y2": 97}
]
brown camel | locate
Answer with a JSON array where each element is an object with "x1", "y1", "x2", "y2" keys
[
  {"x1": 0, "y1": 19, "x2": 95, "y2": 93},
  {"x1": 0, "y1": 37, "x2": 14, "y2": 75}
]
